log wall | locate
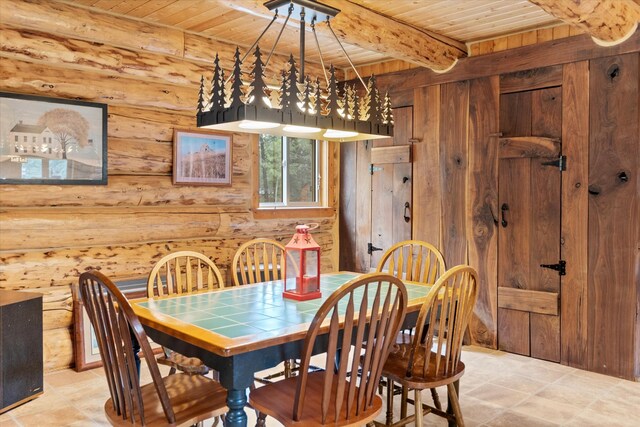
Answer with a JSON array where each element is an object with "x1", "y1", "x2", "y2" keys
[
  {"x1": 342, "y1": 31, "x2": 640, "y2": 380},
  {"x1": 0, "y1": 0, "x2": 338, "y2": 371}
]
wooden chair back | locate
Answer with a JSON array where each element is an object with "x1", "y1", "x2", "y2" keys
[
  {"x1": 410, "y1": 265, "x2": 478, "y2": 378},
  {"x1": 232, "y1": 238, "x2": 285, "y2": 287},
  {"x1": 376, "y1": 240, "x2": 446, "y2": 284},
  {"x1": 147, "y1": 250, "x2": 225, "y2": 297},
  {"x1": 79, "y1": 270, "x2": 175, "y2": 424},
  {"x1": 294, "y1": 272, "x2": 408, "y2": 424}
]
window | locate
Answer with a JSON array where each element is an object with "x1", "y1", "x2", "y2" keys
[{"x1": 258, "y1": 135, "x2": 322, "y2": 208}]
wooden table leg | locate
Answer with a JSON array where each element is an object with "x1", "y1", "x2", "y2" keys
[{"x1": 224, "y1": 389, "x2": 248, "y2": 427}]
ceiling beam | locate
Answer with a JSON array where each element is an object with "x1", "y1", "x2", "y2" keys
[
  {"x1": 222, "y1": 0, "x2": 467, "y2": 72},
  {"x1": 529, "y1": 0, "x2": 640, "y2": 46}
]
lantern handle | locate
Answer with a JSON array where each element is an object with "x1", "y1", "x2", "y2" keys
[{"x1": 305, "y1": 223, "x2": 319, "y2": 230}]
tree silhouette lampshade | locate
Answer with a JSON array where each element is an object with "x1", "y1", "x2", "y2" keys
[
  {"x1": 196, "y1": 0, "x2": 394, "y2": 142},
  {"x1": 283, "y1": 224, "x2": 321, "y2": 301}
]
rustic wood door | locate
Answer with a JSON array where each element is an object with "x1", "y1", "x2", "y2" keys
[
  {"x1": 368, "y1": 107, "x2": 413, "y2": 269},
  {"x1": 497, "y1": 86, "x2": 563, "y2": 362}
]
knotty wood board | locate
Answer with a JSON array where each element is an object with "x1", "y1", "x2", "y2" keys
[
  {"x1": 339, "y1": 142, "x2": 357, "y2": 272},
  {"x1": 354, "y1": 140, "x2": 372, "y2": 273},
  {"x1": 587, "y1": 53, "x2": 639, "y2": 379},
  {"x1": 530, "y1": 314, "x2": 560, "y2": 362},
  {"x1": 498, "y1": 308, "x2": 530, "y2": 355},
  {"x1": 0, "y1": 233, "x2": 336, "y2": 290},
  {"x1": 0, "y1": 175, "x2": 250, "y2": 209},
  {"x1": 467, "y1": 76, "x2": 499, "y2": 347},
  {"x1": 498, "y1": 287, "x2": 559, "y2": 315},
  {"x1": 499, "y1": 136, "x2": 561, "y2": 158},
  {"x1": 500, "y1": 91, "x2": 532, "y2": 137},
  {"x1": 439, "y1": 81, "x2": 469, "y2": 267},
  {"x1": 412, "y1": 86, "x2": 441, "y2": 247},
  {"x1": 371, "y1": 141, "x2": 395, "y2": 269},
  {"x1": 532, "y1": 86, "x2": 562, "y2": 138},
  {"x1": 391, "y1": 108, "x2": 413, "y2": 253},
  {"x1": 560, "y1": 61, "x2": 589, "y2": 370},
  {"x1": 530, "y1": 155, "x2": 561, "y2": 362},
  {"x1": 370, "y1": 145, "x2": 411, "y2": 164},
  {"x1": 500, "y1": 65, "x2": 563, "y2": 94},
  {"x1": 498, "y1": 158, "x2": 532, "y2": 356}
]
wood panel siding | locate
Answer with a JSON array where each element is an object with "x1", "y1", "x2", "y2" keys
[
  {"x1": 560, "y1": 61, "x2": 589, "y2": 370},
  {"x1": 440, "y1": 81, "x2": 469, "y2": 267},
  {"x1": 347, "y1": 31, "x2": 639, "y2": 379},
  {"x1": 412, "y1": 86, "x2": 442, "y2": 247},
  {"x1": 467, "y1": 76, "x2": 499, "y2": 348},
  {"x1": 588, "y1": 53, "x2": 639, "y2": 378},
  {"x1": 0, "y1": 0, "x2": 337, "y2": 371}
]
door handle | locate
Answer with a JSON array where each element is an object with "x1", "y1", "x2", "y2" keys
[
  {"x1": 501, "y1": 203, "x2": 509, "y2": 227},
  {"x1": 404, "y1": 202, "x2": 411, "y2": 223}
]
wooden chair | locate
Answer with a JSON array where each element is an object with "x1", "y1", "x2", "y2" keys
[
  {"x1": 147, "y1": 251, "x2": 225, "y2": 375},
  {"x1": 376, "y1": 240, "x2": 446, "y2": 408},
  {"x1": 232, "y1": 238, "x2": 285, "y2": 287},
  {"x1": 232, "y1": 238, "x2": 299, "y2": 381},
  {"x1": 378, "y1": 265, "x2": 478, "y2": 427},
  {"x1": 249, "y1": 272, "x2": 408, "y2": 426},
  {"x1": 79, "y1": 270, "x2": 227, "y2": 426},
  {"x1": 376, "y1": 240, "x2": 446, "y2": 285}
]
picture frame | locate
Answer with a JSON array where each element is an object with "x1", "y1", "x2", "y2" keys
[
  {"x1": 0, "y1": 92, "x2": 108, "y2": 185},
  {"x1": 173, "y1": 129, "x2": 232, "y2": 186},
  {"x1": 72, "y1": 280, "x2": 161, "y2": 372}
]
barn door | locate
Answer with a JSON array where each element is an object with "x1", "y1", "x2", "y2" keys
[
  {"x1": 498, "y1": 86, "x2": 563, "y2": 362},
  {"x1": 368, "y1": 107, "x2": 413, "y2": 269}
]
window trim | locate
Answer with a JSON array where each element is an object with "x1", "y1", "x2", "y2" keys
[{"x1": 252, "y1": 134, "x2": 336, "y2": 219}]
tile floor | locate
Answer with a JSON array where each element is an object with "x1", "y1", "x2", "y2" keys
[{"x1": 1, "y1": 345, "x2": 639, "y2": 426}]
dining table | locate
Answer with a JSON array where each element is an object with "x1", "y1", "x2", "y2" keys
[{"x1": 131, "y1": 271, "x2": 432, "y2": 427}]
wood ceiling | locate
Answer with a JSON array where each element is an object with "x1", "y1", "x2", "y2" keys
[
  {"x1": 68, "y1": 0, "x2": 640, "y2": 74},
  {"x1": 71, "y1": 0, "x2": 563, "y2": 70}
]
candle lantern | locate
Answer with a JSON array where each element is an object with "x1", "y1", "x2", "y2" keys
[{"x1": 283, "y1": 224, "x2": 322, "y2": 301}]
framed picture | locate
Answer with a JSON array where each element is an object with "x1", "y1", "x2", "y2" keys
[
  {"x1": 0, "y1": 92, "x2": 107, "y2": 185},
  {"x1": 72, "y1": 280, "x2": 161, "y2": 372},
  {"x1": 173, "y1": 129, "x2": 232, "y2": 185}
]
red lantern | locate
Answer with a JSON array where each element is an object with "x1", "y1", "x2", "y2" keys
[{"x1": 283, "y1": 224, "x2": 322, "y2": 301}]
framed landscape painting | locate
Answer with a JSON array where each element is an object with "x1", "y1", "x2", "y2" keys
[
  {"x1": 173, "y1": 129, "x2": 232, "y2": 186},
  {"x1": 0, "y1": 92, "x2": 108, "y2": 185}
]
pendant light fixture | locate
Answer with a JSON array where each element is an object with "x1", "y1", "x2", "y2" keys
[{"x1": 196, "y1": 0, "x2": 394, "y2": 142}]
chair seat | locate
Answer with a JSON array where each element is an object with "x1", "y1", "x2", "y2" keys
[
  {"x1": 105, "y1": 372, "x2": 227, "y2": 426},
  {"x1": 157, "y1": 351, "x2": 210, "y2": 375},
  {"x1": 382, "y1": 344, "x2": 466, "y2": 390},
  {"x1": 249, "y1": 371, "x2": 383, "y2": 427}
]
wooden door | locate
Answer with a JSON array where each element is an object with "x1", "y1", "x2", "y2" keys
[
  {"x1": 497, "y1": 87, "x2": 563, "y2": 362},
  {"x1": 369, "y1": 107, "x2": 413, "y2": 269}
]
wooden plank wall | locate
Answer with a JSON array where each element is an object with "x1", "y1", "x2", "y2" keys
[
  {"x1": 343, "y1": 34, "x2": 639, "y2": 378},
  {"x1": 0, "y1": 0, "x2": 338, "y2": 371},
  {"x1": 587, "y1": 53, "x2": 639, "y2": 378}
]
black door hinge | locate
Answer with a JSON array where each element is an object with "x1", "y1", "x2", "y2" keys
[
  {"x1": 540, "y1": 260, "x2": 566, "y2": 276},
  {"x1": 368, "y1": 243, "x2": 383, "y2": 255},
  {"x1": 370, "y1": 165, "x2": 383, "y2": 175},
  {"x1": 541, "y1": 155, "x2": 567, "y2": 171}
]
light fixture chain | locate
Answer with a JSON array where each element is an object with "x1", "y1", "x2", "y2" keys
[{"x1": 326, "y1": 19, "x2": 368, "y2": 93}]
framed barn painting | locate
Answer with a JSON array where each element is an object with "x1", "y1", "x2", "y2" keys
[
  {"x1": 0, "y1": 92, "x2": 108, "y2": 185},
  {"x1": 173, "y1": 129, "x2": 232, "y2": 186}
]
